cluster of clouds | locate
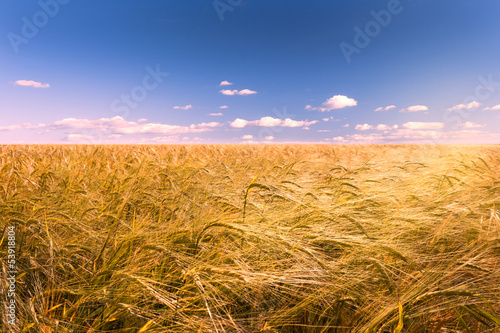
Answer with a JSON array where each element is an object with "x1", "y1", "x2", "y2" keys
[
  {"x1": 230, "y1": 116, "x2": 318, "y2": 129},
  {"x1": 329, "y1": 121, "x2": 490, "y2": 144},
  {"x1": 7, "y1": 78, "x2": 500, "y2": 144},
  {"x1": 219, "y1": 80, "x2": 257, "y2": 96}
]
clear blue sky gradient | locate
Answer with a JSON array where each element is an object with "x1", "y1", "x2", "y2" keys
[{"x1": 1, "y1": 0, "x2": 500, "y2": 144}]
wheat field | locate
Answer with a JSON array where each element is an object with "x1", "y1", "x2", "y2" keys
[{"x1": 1, "y1": 144, "x2": 499, "y2": 332}]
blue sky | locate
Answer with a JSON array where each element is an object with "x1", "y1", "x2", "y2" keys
[{"x1": 1, "y1": 0, "x2": 500, "y2": 144}]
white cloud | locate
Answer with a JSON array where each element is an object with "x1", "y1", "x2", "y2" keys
[
  {"x1": 220, "y1": 80, "x2": 233, "y2": 86},
  {"x1": 208, "y1": 113, "x2": 223, "y2": 116},
  {"x1": 230, "y1": 118, "x2": 249, "y2": 128},
  {"x1": 402, "y1": 122, "x2": 444, "y2": 130},
  {"x1": 483, "y1": 104, "x2": 500, "y2": 111},
  {"x1": 220, "y1": 89, "x2": 257, "y2": 96},
  {"x1": 0, "y1": 125, "x2": 23, "y2": 131},
  {"x1": 342, "y1": 124, "x2": 349, "y2": 128},
  {"x1": 13, "y1": 80, "x2": 50, "y2": 88},
  {"x1": 375, "y1": 105, "x2": 396, "y2": 112},
  {"x1": 400, "y1": 105, "x2": 429, "y2": 113},
  {"x1": 54, "y1": 116, "x2": 221, "y2": 135},
  {"x1": 447, "y1": 101, "x2": 481, "y2": 111},
  {"x1": 305, "y1": 105, "x2": 313, "y2": 110},
  {"x1": 219, "y1": 105, "x2": 229, "y2": 109},
  {"x1": 461, "y1": 122, "x2": 484, "y2": 129},
  {"x1": 375, "y1": 124, "x2": 398, "y2": 130},
  {"x1": 264, "y1": 136, "x2": 274, "y2": 140},
  {"x1": 355, "y1": 124, "x2": 373, "y2": 131},
  {"x1": 318, "y1": 95, "x2": 357, "y2": 111},
  {"x1": 241, "y1": 135, "x2": 253, "y2": 140},
  {"x1": 229, "y1": 116, "x2": 317, "y2": 128},
  {"x1": 317, "y1": 130, "x2": 331, "y2": 132},
  {"x1": 138, "y1": 118, "x2": 148, "y2": 122},
  {"x1": 333, "y1": 136, "x2": 346, "y2": 142},
  {"x1": 173, "y1": 104, "x2": 192, "y2": 110}
]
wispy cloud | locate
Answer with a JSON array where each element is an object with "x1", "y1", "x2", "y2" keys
[
  {"x1": 208, "y1": 113, "x2": 223, "y2": 116},
  {"x1": 446, "y1": 101, "x2": 481, "y2": 111},
  {"x1": 54, "y1": 116, "x2": 221, "y2": 135},
  {"x1": 355, "y1": 124, "x2": 373, "y2": 131},
  {"x1": 230, "y1": 116, "x2": 318, "y2": 128},
  {"x1": 375, "y1": 124, "x2": 398, "y2": 130},
  {"x1": 220, "y1": 89, "x2": 257, "y2": 96},
  {"x1": 375, "y1": 105, "x2": 396, "y2": 112},
  {"x1": 400, "y1": 105, "x2": 428, "y2": 113},
  {"x1": 307, "y1": 95, "x2": 357, "y2": 112},
  {"x1": 483, "y1": 104, "x2": 500, "y2": 111},
  {"x1": 173, "y1": 104, "x2": 192, "y2": 110},
  {"x1": 460, "y1": 122, "x2": 484, "y2": 129},
  {"x1": 12, "y1": 80, "x2": 50, "y2": 88},
  {"x1": 219, "y1": 80, "x2": 233, "y2": 86},
  {"x1": 402, "y1": 122, "x2": 444, "y2": 130},
  {"x1": 219, "y1": 105, "x2": 229, "y2": 109},
  {"x1": 241, "y1": 135, "x2": 253, "y2": 140}
]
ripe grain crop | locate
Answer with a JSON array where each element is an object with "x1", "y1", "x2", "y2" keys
[{"x1": 1, "y1": 144, "x2": 499, "y2": 332}]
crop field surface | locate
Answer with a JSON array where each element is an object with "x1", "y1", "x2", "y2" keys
[{"x1": 1, "y1": 144, "x2": 500, "y2": 333}]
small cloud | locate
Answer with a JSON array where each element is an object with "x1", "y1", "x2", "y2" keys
[
  {"x1": 342, "y1": 124, "x2": 349, "y2": 128},
  {"x1": 13, "y1": 80, "x2": 50, "y2": 88},
  {"x1": 447, "y1": 101, "x2": 481, "y2": 111},
  {"x1": 483, "y1": 104, "x2": 500, "y2": 111},
  {"x1": 317, "y1": 130, "x2": 331, "y2": 132},
  {"x1": 402, "y1": 122, "x2": 444, "y2": 130},
  {"x1": 264, "y1": 136, "x2": 274, "y2": 140},
  {"x1": 375, "y1": 124, "x2": 398, "y2": 130},
  {"x1": 173, "y1": 104, "x2": 192, "y2": 110},
  {"x1": 241, "y1": 135, "x2": 253, "y2": 140},
  {"x1": 355, "y1": 124, "x2": 373, "y2": 131},
  {"x1": 375, "y1": 105, "x2": 396, "y2": 112},
  {"x1": 220, "y1": 80, "x2": 233, "y2": 86},
  {"x1": 461, "y1": 122, "x2": 484, "y2": 129},
  {"x1": 333, "y1": 136, "x2": 346, "y2": 141},
  {"x1": 400, "y1": 105, "x2": 429, "y2": 113},
  {"x1": 208, "y1": 113, "x2": 223, "y2": 116},
  {"x1": 220, "y1": 89, "x2": 257, "y2": 96},
  {"x1": 138, "y1": 118, "x2": 148, "y2": 122},
  {"x1": 219, "y1": 105, "x2": 229, "y2": 109},
  {"x1": 305, "y1": 105, "x2": 313, "y2": 110},
  {"x1": 313, "y1": 95, "x2": 357, "y2": 112},
  {"x1": 230, "y1": 118, "x2": 249, "y2": 128}
]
